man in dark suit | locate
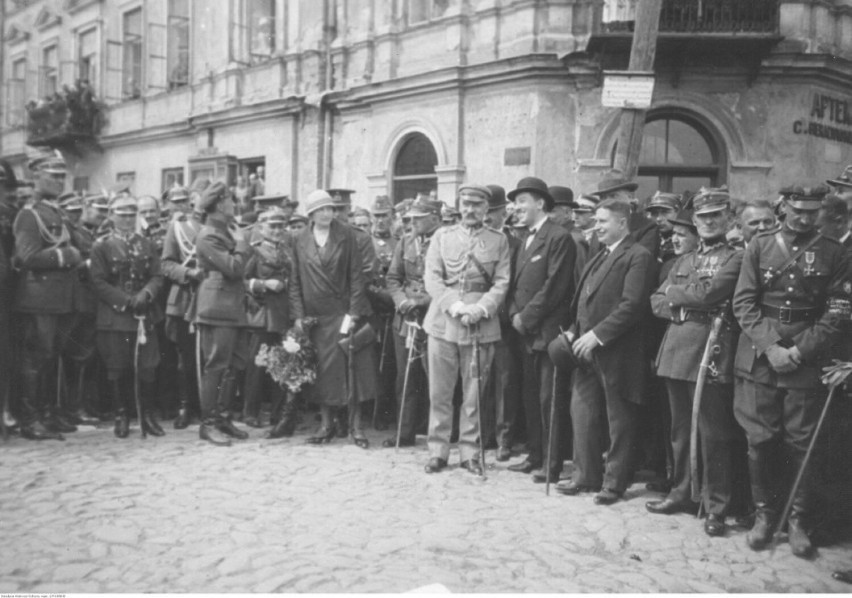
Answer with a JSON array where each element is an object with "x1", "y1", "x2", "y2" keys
[
  {"x1": 591, "y1": 170, "x2": 659, "y2": 260},
  {"x1": 557, "y1": 198, "x2": 653, "y2": 505},
  {"x1": 504, "y1": 178, "x2": 576, "y2": 482}
]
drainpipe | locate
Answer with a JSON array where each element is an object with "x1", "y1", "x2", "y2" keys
[
  {"x1": 320, "y1": 0, "x2": 335, "y2": 188},
  {"x1": 0, "y1": 1, "x2": 6, "y2": 158}
]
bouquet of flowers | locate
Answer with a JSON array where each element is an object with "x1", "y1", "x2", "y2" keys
[{"x1": 255, "y1": 318, "x2": 318, "y2": 393}]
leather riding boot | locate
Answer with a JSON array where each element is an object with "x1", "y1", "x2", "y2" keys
[
  {"x1": 199, "y1": 418, "x2": 232, "y2": 446},
  {"x1": 19, "y1": 370, "x2": 64, "y2": 441},
  {"x1": 746, "y1": 449, "x2": 776, "y2": 550},
  {"x1": 787, "y1": 453, "x2": 814, "y2": 558},
  {"x1": 216, "y1": 414, "x2": 249, "y2": 439},
  {"x1": 266, "y1": 392, "x2": 298, "y2": 439},
  {"x1": 214, "y1": 370, "x2": 248, "y2": 439},
  {"x1": 173, "y1": 397, "x2": 191, "y2": 430},
  {"x1": 112, "y1": 380, "x2": 130, "y2": 438},
  {"x1": 141, "y1": 382, "x2": 165, "y2": 437},
  {"x1": 44, "y1": 403, "x2": 77, "y2": 433},
  {"x1": 335, "y1": 406, "x2": 349, "y2": 438},
  {"x1": 68, "y1": 361, "x2": 101, "y2": 426}
]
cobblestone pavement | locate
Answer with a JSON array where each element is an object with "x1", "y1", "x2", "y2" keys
[{"x1": 1, "y1": 420, "x2": 850, "y2": 593}]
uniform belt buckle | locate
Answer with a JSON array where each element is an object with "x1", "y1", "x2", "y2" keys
[{"x1": 778, "y1": 306, "x2": 792, "y2": 324}]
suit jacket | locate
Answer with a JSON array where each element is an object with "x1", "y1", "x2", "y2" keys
[
  {"x1": 193, "y1": 215, "x2": 253, "y2": 327},
  {"x1": 569, "y1": 235, "x2": 653, "y2": 404},
  {"x1": 508, "y1": 219, "x2": 576, "y2": 351}
]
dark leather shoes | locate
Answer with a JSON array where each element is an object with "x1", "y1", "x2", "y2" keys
[
  {"x1": 200, "y1": 422, "x2": 232, "y2": 446},
  {"x1": 350, "y1": 431, "x2": 369, "y2": 449},
  {"x1": 531, "y1": 468, "x2": 562, "y2": 484},
  {"x1": 382, "y1": 436, "x2": 414, "y2": 448},
  {"x1": 593, "y1": 488, "x2": 623, "y2": 505},
  {"x1": 704, "y1": 514, "x2": 726, "y2": 537},
  {"x1": 788, "y1": 516, "x2": 814, "y2": 559},
  {"x1": 424, "y1": 457, "x2": 447, "y2": 474},
  {"x1": 507, "y1": 459, "x2": 537, "y2": 474},
  {"x1": 555, "y1": 480, "x2": 598, "y2": 496},
  {"x1": 243, "y1": 416, "x2": 264, "y2": 429},
  {"x1": 216, "y1": 418, "x2": 249, "y2": 440},
  {"x1": 460, "y1": 459, "x2": 483, "y2": 476},
  {"x1": 832, "y1": 570, "x2": 852, "y2": 584},
  {"x1": 646, "y1": 498, "x2": 697, "y2": 515},
  {"x1": 496, "y1": 446, "x2": 512, "y2": 462}
]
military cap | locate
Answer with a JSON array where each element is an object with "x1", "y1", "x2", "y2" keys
[
  {"x1": 86, "y1": 193, "x2": 110, "y2": 211},
  {"x1": 826, "y1": 165, "x2": 852, "y2": 190},
  {"x1": 441, "y1": 205, "x2": 461, "y2": 222},
  {"x1": 508, "y1": 177, "x2": 554, "y2": 211},
  {"x1": 167, "y1": 185, "x2": 190, "y2": 203},
  {"x1": 669, "y1": 208, "x2": 697, "y2": 231},
  {"x1": 457, "y1": 184, "x2": 491, "y2": 202},
  {"x1": 591, "y1": 169, "x2": 638, "y2": 197},
  {"x1": 570, "y1": 194, "x2": 600, "y2": 213},
  {"x1": 58, "y1": 191, "x2": 84, "y2": 211},
  {"x1": 289, "y1": 214, "x2": 308, "y2": 226},
  {"x1": 252, "y1": 193, "x2": 289, "y2": 205},
  {"x1": 370, "y1": 195, "x2": 394, "y2": 215},
  {"x1": 692, "y1": 187, "x2": 731, "y2": 215},
  {"x1": 258, "y1": 206, "x2": 289, "y2": 224},
  {"x1": 198, "y1": 180, "x2": 230, "y2": 211},
  {"x1": 407, "y1": 196, "x2": 443, "y2": 218},
  {"x1": 486, "y1": 185, "x2": 507, "y2": 210},
  {"x1": 27, "y1": 149, "x2": 66, "y2": 174},
  {"x1": 305, "y1": 189, "x2": 335, "y2": 215},
  {"x1": 549, "y1": 186, "x2": 574, "y2": 207},
  {"x1": 396, "y1": 198, "x2": 414, "y2": 218},
  {"x1": 780, "y1": 184, "x2": 829, "y2": 210},
  {"x1": 110, "y1": 195, "x2": 137, "y2": 216},
  {"x1": 0, "y1": 160, "x2": 26, "y2": 190},
  {"x1": 645, "y1": 191, "x2": 682, "y2": 213},
  {"x1": 327, "y1": 188, "x2": 355, "y2": 206}
]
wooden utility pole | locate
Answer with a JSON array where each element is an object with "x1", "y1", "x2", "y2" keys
[{"x1": 612, "y1": 0, "x2": 664, "y2": 179}]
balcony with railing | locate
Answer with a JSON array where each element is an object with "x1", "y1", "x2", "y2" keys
[{"x1": 25, "y1": 80, "x2": 104, "y2": 152}]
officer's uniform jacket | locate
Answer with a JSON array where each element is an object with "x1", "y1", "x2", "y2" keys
[
  {"x1": 652, "y1": 239, "x2": 743, "y2": 384},
  {"x1": 161, "y1": 211, "x2": 203, "y2": 320},
  {"x1": 193, "y1": 216, "x2": 252, "y2": 328},
  {"x1": 245, "y1": 238, "x2": 292, "y2": 334},
  {"x1": 423, "y1": 223, "x2": 511, "y2": 345},
  {"x1": 70, "y1": 221, "x2": 97, "y2": 314},
  {"x1": 12, "y1": 198, "x2": 81, "y2": 314},
  {"x1": 387, "y1": 228, "x2": 435, "y2": 338},
  {"x1": 733, "y1": 226, "x2": 849, "y2": 388},
  {"x1": 90, "y1": 231, "x2": 164, "y2": 331},
  {"x1": 368, "y1": 231, "x2": 397, "y2": 314}
]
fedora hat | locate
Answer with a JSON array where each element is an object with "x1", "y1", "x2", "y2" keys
[
  {"x1": 592, "y1": 169, "x2": 638, "y2": 197},
  {"x1": 507, "y1": 177, "x2": 554, "y2": 211}
]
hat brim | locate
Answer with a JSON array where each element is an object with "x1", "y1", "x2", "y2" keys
[
  {"x1": 827, "y1": 178, "x2": 852, "y2": 189},
  {"x1": 593, "y1": 182, "x2": 639, "y2": 197},
  {"x1": 693, "y1": 205, "x2": 728, "y2": 215},
  {"x1": 407, "y1": 209, "x2": 438, "y2": 218},
  {"x1": 306, "y1": 201, "x2": 336, "y2": 215},
  {"x1": 507, "y1": 186, "x2": 554, "y2": 210},
  {"x1": 785, "y1": 199, "x2": 822, "y2": 211},
  {"x1": 487, "y1": 200, "x2": 508, "y2": 210},
  {"x1": 669, "y1": 218, "x2": 697, "y2": 230}
]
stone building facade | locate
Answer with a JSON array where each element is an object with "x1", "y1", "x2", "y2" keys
[{"x1": 1, "y1": 0, "x2": 851, "y2": 207}]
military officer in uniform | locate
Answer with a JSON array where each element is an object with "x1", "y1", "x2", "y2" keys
[
  {"x1": 383, "y1": 196, "x2": 442, "y2": 448},
  {"x1": 242, "y1": 207, "x2": 295, "y2": 437},
  {"x1": 194, "y1": 181, "x2": 253, "y2": 446},
  {"x1": 733, "y1": 184, "x2": 848, "y2": 557},
  {"x1": 13, "y1": 150, "x2": 81, "y2": 440},
  {"x1": 568, "y1": 194, "x2": 601, "y2": 287},
  {"x1": 648, "y1": 190, "x2": 744, "y2": 536},
  {"x1": 422, "y1": 184, "x2": 511, "y2": 475},
  {"x1": 645, "y1": 192, "x2": 682, "y2": 280},
  {"x1": 90, "y1": 196, "x2": 165, "y2": 438},
  {"x1": 161, "y1": 184, "x2": 204, "y2": 428}
]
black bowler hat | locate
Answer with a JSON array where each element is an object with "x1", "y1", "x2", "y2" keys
[
  {"x1": 486, "y1": 184, "x2": 507, "y2": 210},
  {"x1": 547, "y1": 334, "x2": 578, "y2": 373},
  {"x1": 548, "y1": 186, "x2": 574, "y2": 207},
  {"x1": 507, "y1": 177, "x2": 554, "y2": 211}
]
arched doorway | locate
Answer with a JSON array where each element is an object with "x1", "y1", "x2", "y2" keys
[
  {"x1": 614, "y1": 111, "x2": 726, "y2": 201},
  {"x1": 391, "y1": 132, "x2": 438, "y2": 203}
]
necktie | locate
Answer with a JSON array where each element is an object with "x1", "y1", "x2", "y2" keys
[{"x1": 586, "y1": 246, "x2": 610, "y2": 281}]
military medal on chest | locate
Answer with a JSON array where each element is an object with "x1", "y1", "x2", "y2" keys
[
  {"x1": 803, "y1": 251, "x2": 815, "y2": 276},
  {"x1": 763, "y1": 267, "x2": 775, "y2": 284}
]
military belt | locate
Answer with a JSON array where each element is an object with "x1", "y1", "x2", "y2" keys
[
  {"x1": 679, "y1": 309, "x2": 713, "y2": 325},
  {"x1": 760, "y1": 304, "x2": 819, "y2": 324}
]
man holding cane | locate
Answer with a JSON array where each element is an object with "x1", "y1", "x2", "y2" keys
[{"x1": 422, "y1": 184, "x2": 510, "y2": 475}]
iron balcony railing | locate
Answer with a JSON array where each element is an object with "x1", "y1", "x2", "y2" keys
[{"x1": 604, "y1": 0, "x2": 779, "y2": 34}]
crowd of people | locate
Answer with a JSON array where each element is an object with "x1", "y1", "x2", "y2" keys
[{"x1": 2, "y1": 147, "x2": 852, "y2": 573}]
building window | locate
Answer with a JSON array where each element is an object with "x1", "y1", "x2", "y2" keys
[
  {"x1": 161, "y1": 167, "x2": 184, "y2": 193},
  {"x1": 123, "y1": 8, "x2": 143, "y2": 99},
  {"x1": 167, "y1": 0, "x2": 190, "y2": 89},
  {"x1": 40, "y1": 44, "x2": 58, "y2": 97},
  {"x1": 408, "y1": 0, "x2": 450, "y2": 25},
  {"x1": 78, "y1": 28, "x2": 98, "y2": 88},
  {"x1": 391, "y1": 133, "x2": 438, "y2": 202},
  {"x1": 230, "y1": 0, "x2": 275, "y2": 65},
  {"x1": 614, "y1": 112, "x2": 725, "y2": 201},
  {"x1": 6, "y1": 56, "x2": 27, "y2": 125},
  {"x1": 116, "y1": 171, "x2": 136, "y2": 194}
]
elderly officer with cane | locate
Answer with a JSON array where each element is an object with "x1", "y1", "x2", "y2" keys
[
  {"x1": 733, "y1": 184, "x2": 849, "y2": 557},
  {"x1": 421, "y1": 184, "x2": 510, "y2": 475}
]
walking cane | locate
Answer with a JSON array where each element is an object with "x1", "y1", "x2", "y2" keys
[
  {"x1": 0, "y1": 380, "x2": 8, "y2": 442},
  {"x1": 135, "y1": 316, "x2": 148, "y2": 439},
  {"x1": 545, "y1": 367, "x2": 558, "y2": 496},
  {"x1": 471, "y1": 323, "x2": 486, "y2": 480},
  {"x1": 395, "y1": 318, "x2": 420, "y2": 452},
  {"x1": 770, "y1": 381, "x2": 843, "y2": 554}
]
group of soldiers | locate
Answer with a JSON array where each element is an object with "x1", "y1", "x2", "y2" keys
[{"x1": 2, "y1": 146, "x2": 852, "y2": 567}]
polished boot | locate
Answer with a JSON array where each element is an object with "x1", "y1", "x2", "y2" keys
[
  {"x1": 213, "y1": 370, "x2": 248, "y2": 439},
  {"x1": 111, "y1": 380, "x2": 130, "y2": 439},
  {"x1": 216, "y1": 415, "x2": 249, "y2": 439},
  {"x1": 266, "y1": 392, "x2": 298, "y2": 439},
  {"x1": 199, "y1": 419, "x2": 232, "y2": 446},
  {"x1": 174, "y1": 397, "x2": 191, "y2": 429},
  {"x1": 747, "y1": 504, "x2": 775, "y2": 550},
  {"x1": 19, "y1": 371, "x2": 64, "y2": 441},
  {"x1": 746, "y1": 447, "x2": 777, "y2": 550},
  {"x1": 787, "y1": 461, "x2": 814, "y2": 558},
  {"x1": 140, "y1": 383, "x2": 165, "y2": 437},
  {"x1": 44, "y1": 405, "x2": 77, "y2": 433}
]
